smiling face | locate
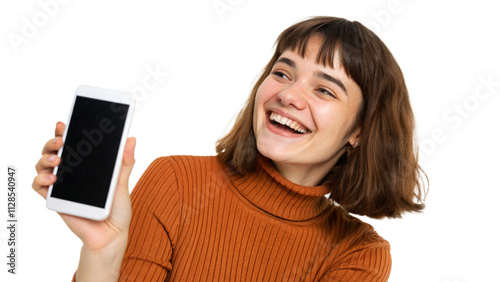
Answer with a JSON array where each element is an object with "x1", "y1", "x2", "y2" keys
[{"x1": 252, "y1": 37, "x2": 363, "y2": 186}]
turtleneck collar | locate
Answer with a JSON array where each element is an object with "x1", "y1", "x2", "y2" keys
[{"x1": 226, "y1": 154, "x2": 331, "y2": 222}]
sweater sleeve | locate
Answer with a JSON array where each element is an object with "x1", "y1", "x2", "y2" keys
[
  {"x1": 119, "y1": 157, "x2": 181, "y2": 281},
  {"x1": 320, "y1": 238, "x2": 391, "y2": 282}
]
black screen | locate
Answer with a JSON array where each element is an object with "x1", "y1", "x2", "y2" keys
[{"x1": 51, "y1": 96, "x2": 129, "y2": 208}]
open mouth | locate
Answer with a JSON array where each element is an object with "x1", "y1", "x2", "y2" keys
[{"x1": 269, "y1": 112, "x2": 311, "y2": 134}]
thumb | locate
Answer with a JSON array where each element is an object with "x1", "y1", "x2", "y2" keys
[
  {"x1": 117, "y1": 137, "x2": 136, "y2": 190},
  {"x1": 107, "y1": 137, "x2": 135, "y2": 227}
]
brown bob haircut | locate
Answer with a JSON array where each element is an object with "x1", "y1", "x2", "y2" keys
[{"x1": 216, "y1": 16, "x2": 427, "y2": 219}]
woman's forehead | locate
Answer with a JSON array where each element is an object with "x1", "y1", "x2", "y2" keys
[{"x1": 278, "y1": 40, "x2": 345, "y2": 71}]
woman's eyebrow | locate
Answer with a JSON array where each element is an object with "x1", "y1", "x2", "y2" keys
[
  {"x1": 275, "y1": 57, "x2": 296, "y2": 68},
  {"x1": 315, "y1": 71, "x2": 348, "y2": 96}
]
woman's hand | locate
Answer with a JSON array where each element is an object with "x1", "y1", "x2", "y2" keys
[{"x1": 32, "y1": 121, "x2": 136, "y2": 281}]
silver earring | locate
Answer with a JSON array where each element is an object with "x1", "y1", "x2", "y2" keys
[{"x1": 347, "y1": 141, "x2": 360, "y2": 158}]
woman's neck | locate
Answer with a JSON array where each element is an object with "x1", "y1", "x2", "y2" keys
[{"x1": 272, "y1": 162, "x2": 330, "y2": 186}]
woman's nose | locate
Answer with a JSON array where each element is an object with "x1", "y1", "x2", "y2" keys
[{"x1": 277, "y1": 83, "x2": 307, "y2": 110}]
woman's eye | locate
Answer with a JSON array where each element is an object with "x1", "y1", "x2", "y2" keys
[
  {"x1": 272, "y1": 71, "x2": 289, "y2": 80},
  {"x1": 317, "y1": 88, "x2": 337, "y2": 99}
]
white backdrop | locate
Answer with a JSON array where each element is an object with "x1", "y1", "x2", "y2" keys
[{"x1": 1, "y1": 1, "x2": 499, "y2": 281}]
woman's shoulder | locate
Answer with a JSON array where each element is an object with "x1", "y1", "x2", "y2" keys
[
  {"x1": 139, "y1": 155, "x2": 225, "y2": 188},
  {"x1": 327, "y1": 204, "x2": 389, "y2": 249},
  {"x1": 147, "y1": 155, "x2": 223, "y2": 173},
  {"x1": 319, "y1": 206, "x2": 391, "y2": 279},
  {"x1": 131, "y1": 155, "x2": 223, "y2": 210}
]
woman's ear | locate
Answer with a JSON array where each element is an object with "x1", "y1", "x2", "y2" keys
[{"x1": 348, "y1": 127, "x2": 361, "y2": 147}]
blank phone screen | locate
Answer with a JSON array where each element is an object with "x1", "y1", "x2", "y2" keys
[{"x1": 50, "y1": 96, "x2": 129, "y2": 208}]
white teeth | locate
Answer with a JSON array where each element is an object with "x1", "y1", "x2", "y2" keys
[{"x1": 269, "y1": 112, "x2": 308, "y2": 134}]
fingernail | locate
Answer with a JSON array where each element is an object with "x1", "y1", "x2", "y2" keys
[
  {"x1": 53, "y1": 137, "x2": 58, "y2": 144},
  {"x1": 47, "y1": 174, "x2": 54, "y2": 180},
  {"x1": 48, "y1": 155, "x2": 56, "y2": 162}
]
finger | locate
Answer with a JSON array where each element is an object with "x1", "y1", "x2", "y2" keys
[
  {"x1": 55, "y1": 121, "x2": 66, "y2": 137},
  {"x1": 116, "y1": 137, "x2": 136, "y2": 190},
  {"x1": 41, "y1": 135, "x2": 64, "y2": 155},
  {"x1": 109, "y1": 137, "x2": 135, "y2": 227},
  {"x1": 32, "y1": 173, "x2": 56, "y2": 199},
  {"x1": 123, "y1": 137, "x2": 136, "y2": 167},
  {"x1": 35, "y1": 154, "x2": 61, "y2": 173},
  {"x1": 41, "y1": 122, "x2": 65, "y2": 155}
]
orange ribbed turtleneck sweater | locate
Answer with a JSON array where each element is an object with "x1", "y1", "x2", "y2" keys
[{"x1": 118, "y1": 155, "x2": 391, "y2": 281}]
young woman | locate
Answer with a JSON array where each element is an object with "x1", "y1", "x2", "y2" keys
[{"x1": 33, "y1": 16, "x2": 426, "y2": 281}]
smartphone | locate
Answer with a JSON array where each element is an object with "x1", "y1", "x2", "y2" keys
[{"x1": 46, "y1": 85, "x2": 135, "y2": 221}]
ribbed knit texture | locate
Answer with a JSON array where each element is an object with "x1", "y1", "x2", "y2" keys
[{"x1": 118, "y1": 155, "x2": 391, "y2": 281}]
